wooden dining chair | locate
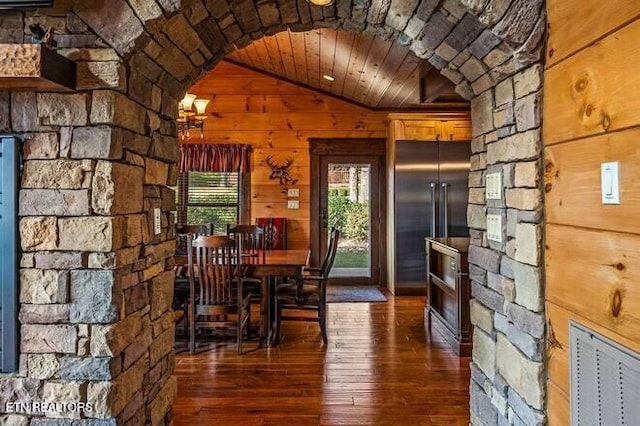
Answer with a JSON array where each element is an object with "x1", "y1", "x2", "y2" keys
[
  {"x1": 274, "y1": 228, "x2": 340, "y2": 344},
  {"x1": 227, "y1": 224, "x2": 266, "y2": 258},
  {"x1": 187, "y1": 235, "x2": 251, "y2": 354},
  {"x1": 226, "y1": 224, "x2": 267, "y2": 336},
  {"x1": 174, "y1": 224, "x2": 213, "y2": 342}
]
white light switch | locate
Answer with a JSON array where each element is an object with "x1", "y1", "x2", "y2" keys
[
  {"x1": 601, "y1": 162, "x2": 620, "y2": 205},
  {"x1": 287, "y1": 188, "x2": 299, "y2": 197},
  {"x1": 287, "y1": 200, "x2": 299, "y2": 209},
  {"x1": 487, "y1": 214, "x2": 503, "y2": 242},
  {"x1": 153, "y1": 208, "x2": 161, "y2": 235},
  {"x1": 486, "y1": 173, "x2": 502, "y2": 200}
]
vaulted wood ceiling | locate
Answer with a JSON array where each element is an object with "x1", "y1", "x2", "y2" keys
[{"x1": 226, "y1": 28, "x2": 465, "y2": 110}]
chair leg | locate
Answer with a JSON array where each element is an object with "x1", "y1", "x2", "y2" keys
[
  {"x1": 189, "y1": 313, "x2": 196, "y2": 355},
  {"x1": 274, "y1": 300, "x2": 283, "y2": 344},
  {"x1": 246, "y1": 302, "x2": 252, "y2": 339},
  {"x1": 183, "y1": 300, "x2": 189, "y2": 340},
  {"x1": 319, "y1": 305, "x2": 327, "y2": 345}
]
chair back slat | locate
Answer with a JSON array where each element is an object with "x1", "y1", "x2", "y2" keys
[
  {"x1": 190, "y1": 235, "x2": 236, "y2": 306},
  {"x1": 227, "y1": 224, "x2": 266, "y2": 260},
  {"x1": 176, "y1": 224, "x2": 213, "y2": 257},
  {"x1": 177, "y1": 224, "x2": 213, "y2": 235},
  {"x1": 320, "y1": 227, "x2": 340, "y2": 278}
]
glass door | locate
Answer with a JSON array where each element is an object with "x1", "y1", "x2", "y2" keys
[{"x1": 319, "y1": 156, "x2": 381, "y2": 285}]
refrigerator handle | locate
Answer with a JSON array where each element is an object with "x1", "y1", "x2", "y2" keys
[
  {"x1": 441, "y1": 182, "x2": 449, "y2": 238},
  {"x1": 430, "y1": 182, "x2": 437, "y2": 238}
]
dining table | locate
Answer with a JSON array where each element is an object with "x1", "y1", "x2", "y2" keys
[{"x1": 174, "y1": 248, "x2": 310, "y2": 347}]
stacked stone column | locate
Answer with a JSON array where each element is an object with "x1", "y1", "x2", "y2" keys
[
  {"x1": 0, "y1": 62, "x2": 177, "y2": 423},
  {"x1": 467, "y1": 64, "x2": 546, "y2": 425}
]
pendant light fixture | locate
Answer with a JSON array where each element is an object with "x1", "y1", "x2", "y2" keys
[{"x1": 177, "y1": 93, "x2": 210, "y2": 140}]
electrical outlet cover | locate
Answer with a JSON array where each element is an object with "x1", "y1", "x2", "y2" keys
[
  {"x1": 287, "y1": 200, "x2": 299, "y2": 209},
  {"x1": 287, "y1": 188, "x2": 299, "y2": 197},
  {"x1": 153, "y1": 208, "x2": 161, "y2": 235},
  {"x1": 486, "y1": 173, "x2": 502, "y2": 200}
]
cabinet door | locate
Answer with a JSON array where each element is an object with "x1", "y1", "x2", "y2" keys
[
  {"x1": 442, "y1": 121, "x2": 472, "y2": 141},
  {"x1": 393, "y1": 120, "x2": 442, "y2": 140}
]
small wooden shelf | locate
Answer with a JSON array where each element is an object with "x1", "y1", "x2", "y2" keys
[
  {"x1": 425, "y1": 237, "x2": 472, "y2": 357},
  {"x1": 428, "y1": 272, "x2": 456, "y2": 297},
  {"x1": 0, "y1": 44, "x2": 76, "y2": 91}
]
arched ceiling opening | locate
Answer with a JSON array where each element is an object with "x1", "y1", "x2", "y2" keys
[
  {"x1": 225, "y1": 27, "x2": 465, "y2": 109},
  {"x1": 72, "y1": 0, "x2": 545, "y2": 110}
]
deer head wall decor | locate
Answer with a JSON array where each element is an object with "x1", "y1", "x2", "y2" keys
[{"x1": 265, "y1": 155, "x2": 298, "y2": 193}]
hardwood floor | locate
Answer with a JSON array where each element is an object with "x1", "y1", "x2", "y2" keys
[{"x1": 173, "y1": 295, "x2": 471, "y2": 425}]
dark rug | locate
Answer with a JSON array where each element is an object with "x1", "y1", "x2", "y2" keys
[{"x1": 326, "y1": 286, "x2": 387, "y2": 303}]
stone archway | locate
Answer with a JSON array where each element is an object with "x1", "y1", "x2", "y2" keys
[{"x1": 0, "y1": 1, "x2": 545, "y2": 424}]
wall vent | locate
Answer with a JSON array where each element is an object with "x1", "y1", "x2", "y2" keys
[{"x1": 570, "y1": 321, "x2": 640, "y2": 425}]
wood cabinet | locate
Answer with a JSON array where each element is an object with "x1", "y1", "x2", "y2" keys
[
  {"x1": 425, "y1": 237, "x2": 472, "y2": 356},
  {"x1": 443, "y1": 120, "x2": 472, "y2": 141},
  {"x1": 386, "y1": 113, "x2": 472, "y2": 141}
]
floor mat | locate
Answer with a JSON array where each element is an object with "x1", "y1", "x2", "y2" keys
[{"x1": 326, "y1": 285, "x2": 387, "y2": 303}]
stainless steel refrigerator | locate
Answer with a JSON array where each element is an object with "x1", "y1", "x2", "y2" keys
[{"x1": 393, "y1": 140, "x2": 471, "y2": 291}]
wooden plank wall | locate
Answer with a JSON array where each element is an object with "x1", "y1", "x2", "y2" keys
[
  {"x1": 185, "y1": 61, "x2": 387, "y2": 249},
  {"x1": 544, "y1": 3, "x2": 640, "y2": 424}
]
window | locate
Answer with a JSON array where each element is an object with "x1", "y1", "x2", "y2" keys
[{"x1": 175, "y1": 171, "x2": 249, "y2": 234}]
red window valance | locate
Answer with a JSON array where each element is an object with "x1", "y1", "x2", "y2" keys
[{"x1": 179, "y1": 144, "x2": 252, "y2": 173}]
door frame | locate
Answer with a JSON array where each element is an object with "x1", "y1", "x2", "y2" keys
[{"x1": 309, "y1": 138, "x2": 387, "y2": 286}]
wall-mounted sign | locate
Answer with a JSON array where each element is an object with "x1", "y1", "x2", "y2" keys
[{"x1": 0, "y1": 0, "x2": 53, "y2": 8}]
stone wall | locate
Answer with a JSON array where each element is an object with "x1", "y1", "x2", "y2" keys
[
  {"x1": 0, "y1": 0, "x2": 546, "y2": 424},
  {"x1": 0, "y1": 5, "x2": 178, "y2": 424},
  {"x1": 468, "y1": 64, "x2": 546, "y2": 425},
  {"x1": 0, "y1": 91, "x2": 178, "y2": 424}
]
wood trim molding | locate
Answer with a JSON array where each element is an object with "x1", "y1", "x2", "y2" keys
[
  {"x1": 386, "y1": 112, "x2": 471, "y2": 123},
  {"x1": 309, "y1": 138, "x2": 387, "y2": 156},
  {"x1": 309, "y1": 138, "x2": 387, "y2": 285}
]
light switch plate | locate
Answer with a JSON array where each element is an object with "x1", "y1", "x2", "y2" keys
[
  {"x1": 601, "y1": 162, "x2": 620, "y2": 204},
  {"x1": 287, "y1": 200, "x2": 299, "y2": 209},
  {"x1": 153, "y1": 208, "x2": 161, "y2": 235},
  {"x1": 287, "y1": 188, "x2": 299, "y2": 197},
  {"x1": 486, "y1": 173, "x2": 502, "y2": 200},
  {"x1": 487, "y1": 214, "x2": 503, "y2": 242}
]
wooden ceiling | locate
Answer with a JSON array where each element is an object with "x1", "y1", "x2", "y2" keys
[{"x1": 226, "y1": 28, "x2": 463, "y2": 110}]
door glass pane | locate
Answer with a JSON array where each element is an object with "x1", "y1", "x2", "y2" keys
[{"x1": 327, "y1": 163, "x2": 371, "y2": 278}]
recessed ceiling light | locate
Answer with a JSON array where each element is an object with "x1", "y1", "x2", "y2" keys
[
  {"x1": 307, "y1": 0, "x2": 334, "y2": 5},
  {"x1": 323, "y1": 74, "x2": 335, "y2": 81}
]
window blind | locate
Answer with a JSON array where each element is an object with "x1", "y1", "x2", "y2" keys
[
  {"x1": 176, "y1": 171, "x2": 240, "y2": 233},
  {"x1": 187, "y1": 172, "x2": 239, "y2": 206}
]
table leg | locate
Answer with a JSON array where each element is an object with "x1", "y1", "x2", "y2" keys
[
  {"x1": 267, "y1": 277, "x2": 277, "y2": 346},
  {"x1": 259, "y1": 277, "x2": 268, "y2": 348}
]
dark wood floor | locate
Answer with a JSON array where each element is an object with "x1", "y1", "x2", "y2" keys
[{"x1": 173, "y1": 295, "x2": 471, "y2": 425}]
